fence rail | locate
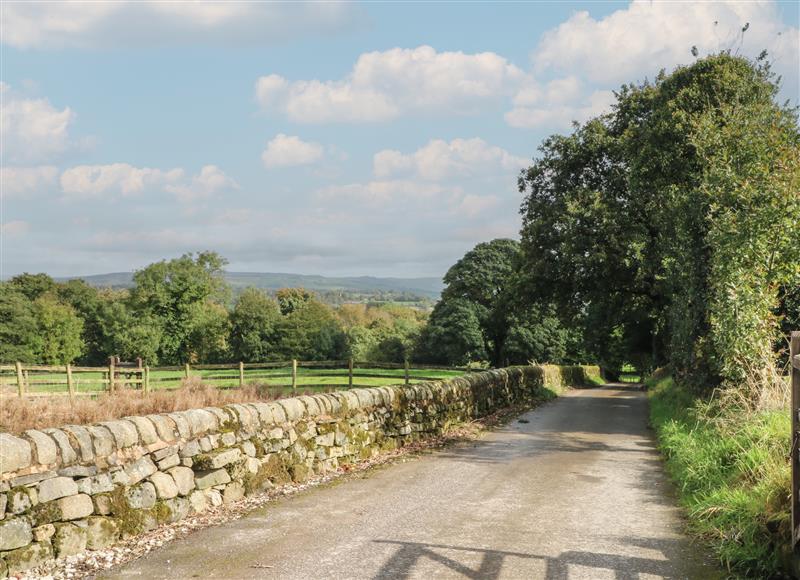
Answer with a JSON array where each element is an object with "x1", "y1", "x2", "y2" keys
[{"x1": 0, "y1": 358, "x2": 470, "y2": 401}]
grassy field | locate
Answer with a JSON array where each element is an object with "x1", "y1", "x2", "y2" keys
[
  {"x1": 0, "y1": 366, "x2": 466, "y2": 396},
  {"x1": 647, "y1": 373, "x2": 791, "y2": 577}
]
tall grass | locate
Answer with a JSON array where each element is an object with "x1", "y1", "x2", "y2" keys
[
  {"x1": 647, "y1": 373, "x2": 791, "y2": 577},
  {"x1": 0, "y1": 379, "x2": 317, "y2": 434}
]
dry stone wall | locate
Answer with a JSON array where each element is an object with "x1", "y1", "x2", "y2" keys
[{"x1": 0, "y1": 365, "x2": 600, "y2": 576}]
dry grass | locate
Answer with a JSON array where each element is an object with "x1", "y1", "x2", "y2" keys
[{"x1": 0, "y1": 378, "x2": 329, "y2": 434}]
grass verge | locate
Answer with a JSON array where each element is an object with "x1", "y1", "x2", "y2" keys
[{"x1": 647, "y1": 373, "x2": 791, "y2": 578}]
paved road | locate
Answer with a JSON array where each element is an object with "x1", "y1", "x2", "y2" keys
[{"x1": 104, "y1": 384, "x2": 719, "y2": 579}]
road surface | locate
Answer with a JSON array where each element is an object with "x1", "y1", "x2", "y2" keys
[{"x1": 104, "y1": 383, "x2": 718, "y2": 579}]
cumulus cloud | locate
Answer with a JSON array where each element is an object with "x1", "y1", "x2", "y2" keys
[
  {"x1": 164, "y1": 165, "x2": 239, "y2": 202},
  {"x1": 533, "y1": 0, "x2": 799, "y2": 88},
  {"x1": 60, "y1": 163, "x2": 184, "y2": 199},
  {"x1": 505, "y1": 88, "x2": 616, "y2": 129},
  {"x1": 373, "y1": 138, "x2": 528, "y2": 180},
  {"x1": 261, "y1": 134, "x2": 325, "y2": 168},
  {"x1": 3, "y1": 2, "x2": 356, "y2": 49},
  {"x1": 316, "y1": 180, "x2": 455, "y2": 207},
  {"x1": 255, "y1": 45, "x2": 527, "y2": 123},
  {"x1": 1, "y1": 166, "x2": 59, "y2": 198},
  {"x1": 1, "y1": 84, "x2": 75, "y2": 163}
]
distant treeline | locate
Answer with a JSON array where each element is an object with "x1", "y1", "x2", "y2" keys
[{"x1": 0, "y1": 250, "x2": 574, "y2": 368}]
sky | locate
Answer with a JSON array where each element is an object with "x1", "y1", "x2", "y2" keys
[{"x1": 1, "y1": 1, "x2": 798, "y2": 280}]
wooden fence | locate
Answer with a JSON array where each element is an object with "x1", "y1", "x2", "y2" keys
[{"x1": 0, "y1": 358, "x2": 470, "y2": 402}]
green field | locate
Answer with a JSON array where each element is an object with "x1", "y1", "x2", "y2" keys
[{"x1": 0, "y1": 365, "x2": 466, "y2": 396}]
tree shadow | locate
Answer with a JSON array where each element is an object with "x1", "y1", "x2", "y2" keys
[{"x1": 372, "y1": 537, "x2": 717, "y2": 579}]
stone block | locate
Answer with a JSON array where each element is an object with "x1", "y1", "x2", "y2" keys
[
  {"x1": 77, "y1": 478, "x2": 92, "y2": 495},
  {"x1": 100, "y1": 420, "x2": 139, "y2": 449},
  {"x1": 0, "y1": 433, "x2": 32, "y2": 473},
  {"x1": 241, "y1": 441, "x2": 256, "y2": 457},
  {"x1": 167, "y1": 466, "x2": 195, "y2": 496},
  {"x1": 58, "y1": 465, "x2": 97, "y2": 478},
  {"x1": 199, "y1": 436, "x2": 213, "y2": 452},
  {"x1": 222, "y1": 481, "x2": 244, "y2": 504},
  {"x1": 89, "y1": 473, "x2": 114, "y2": 494},
  {"x1": 147, "y1": 415, "x2": 178, "y2": 442},
  {"x1": 166, "y1": 413, "x2": 191, "y2": 440},
  {"x1": 125, "y1": 483, "x2": 156, "y2": 510},
  {"x1": 179, "y1": 440, "x2": 201, "y2": 458},
  {"x1": 0, "y1": 494, "x2": 6, "y2": 519},
  {"x1": 7, "y1": 489, "x2": 32, "y2": 514},
  {"x1": 56, "y1": 493, "x2": 94, "y2": 520},
  {"x1": 124, "y1": 416, "x2": 159, "y2": 445},
  {"x1": 23, "y1": 430, "x2": 58, "y2": 466},
  {"x1": 124, "y1": 456, "x2": 157, "y2": 485},
  {"x1": 0, "y1": 518, "x2": 32, "y2": 550},
  {"x1": 187, "y1": 490, "x2": 207, "y2": 513},
  {"x1": 93, "y1": 494, "x2": 112, "y2": 515},
  {"x1": 195, "y1": 448, "x2": 241, "y2": 470},
  {"x1": 183, "y1": 409, "x2": 217, "y2": 436},
  {"x1": 32, "y1": 523, "x2": 55, "y2": 542},
  {"x1": 86, "y1": 516, "x2": 119, "y2": 549},
  {"x1": 86, "y1": 425, "x2": 115, "y2": 456},
  {"x1": 266, "y1": 402, "x2": 287, "y2": 424},
  {"x1": 315, "y1": 432, "x2": 335, "y2": 447},
  {"x1": 3, "y1": 541, "x2": 53, "y2": 575},
  {"x1": 38, "y1": 476, "x2": 79, "y2": 503},
  {"x1": 160, "y1": 497, "x2": 190, "y2": 523},
  {"x1": 156, "y1": 453, "x2": 180, "y2": 471},
  {"x1": 9, "y1": 470, "x2": 56, "y2": 487},
  {"x1": 205, "y1": 489, "x2": 223, "y2": 507},
  {"x1": 221, "y1": 432, "x2": 236, "y2": 446},
  {"x1": 149, "y1": 472, "x2": 178, "y2": 499},
  {"x1": 151, "y1": 444, "x2": 179, "y2": 462},
  {"x1": 62, "y1": 425, "x2": 94, "y2": 462},
  {"x1": 53, "y1": 522, "x2": 87, "y2": 557},
  {"x1": 194, "y1": 469, "x2": 230, "y2": 490},
  {"x1": 277, "y1": 399, "x2": 305, "y2": 422}
]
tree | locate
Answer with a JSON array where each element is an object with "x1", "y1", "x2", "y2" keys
[
  {"x1": 274, "y1": 298, "x2": 345, "y2": 360},
  {"x1": 440, "y1": 239, "x2": 521, "y2": 366},
  {"x1": 8, "y1": 273, "x2": 56, "y2": 301},
  {"x1": 96, "y1": 301, "x2": 162, "y2": 364},
  {"x1": 415, "y1": 298, "x2": 486, "y2": 365},
  {"x1": 276, "y1": 288, "x2": 313, "y2": 316},
  {"x1": 34, "y1": 294, "x2": 85, "y2": 364},
  {"x1": 230, "y1": 288, "x2": 281, "y2": 362},
  {"x1": 130, "y1": 252, "x2": 229, "y2": 364},
  {"x1": 186, "y1": 301, "x2": 231, "y2": 363},
  {"x1": 0, "y1": 285, "x2": 43, "y2": 363}
]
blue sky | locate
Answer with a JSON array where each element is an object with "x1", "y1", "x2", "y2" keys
[{"x1": 2, "y1": 1, "x2": 798, "y2": 279}]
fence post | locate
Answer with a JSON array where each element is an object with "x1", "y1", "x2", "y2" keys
[
  {"x1": 66, "y1": 364, "x2": 75, "y2": 406},
  {"x1": 348, "y1": 358, "x2": 354, "y2": 389},
  {"x1": 239, "y1": 361, "x2": 245, "y2": 388},
  {"x1": 184, "y1": 363, "x2": 190, "y2": 380},
  {"x1": 144, "y1": 366, "x2": 150, "y2": 395},
  {"x1": 404, "y1": 359, "x2": 410, "y2": 386},
  {"x1": 292, "y1": 359, "x2": 297, "y2": 390},
  {"x1": 791, "y1": 331, "x2": 800, "y2": 554},
  {"x1": 15, "y1": 361, "x2": 24, "y2": 398},
  {"x1": 108, "y1": 357, "x2": 115, "y2": 393}
]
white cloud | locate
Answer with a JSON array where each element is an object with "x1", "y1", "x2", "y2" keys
[
  {"x1": 1, "y1": 221, "x2": 30, "y2": 237},
  {"x1": 261, "y1": 134, "x2": 325, "y2": 168},
  {"x1": 255, "y1": 45, "x2": 527, "y2": 123},
  {"x1": 1, "y1": 166, "x2": 59, "y2": 198},
  {"x1": 505, "y1": 89, "x2": 616, "y2": 129},
  {"x1": 373, "y1": 138, "x2": 528, "y2": 180},
  {"x1": 1, "y1": 84, "x2": 75, "y2": 163},
  {"x1": 164, "y1": 165, "x2": 238, "y2": 202},
  {"x1": 533, "y1": 0, "x2": 799, "y2": 88},
  {"x1": 316, "y1": 180, "x2": 454, "y2": 207},
  {"x1": 3, "y1": 2, "x2": 356, "y2": 49},
  {"x1": 60, "y1": 163, "x2": 184, "y2": 198}
]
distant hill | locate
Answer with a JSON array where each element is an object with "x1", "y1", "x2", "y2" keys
[{"x1": 62, "y1": 271, "x2": 444, "y2": 299}]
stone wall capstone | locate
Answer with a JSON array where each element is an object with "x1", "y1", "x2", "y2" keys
[{"x1": 0, "y1": 365, "x2": 600, "y2": 576}]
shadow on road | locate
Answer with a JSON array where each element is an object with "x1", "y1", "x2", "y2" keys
[{"x1": 373, "y1": 537, "x2": 711, "y2": 579}]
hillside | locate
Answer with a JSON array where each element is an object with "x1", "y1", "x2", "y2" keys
[{"x1": 61, "y1": 271, "x2": 444, "y2": 299}]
